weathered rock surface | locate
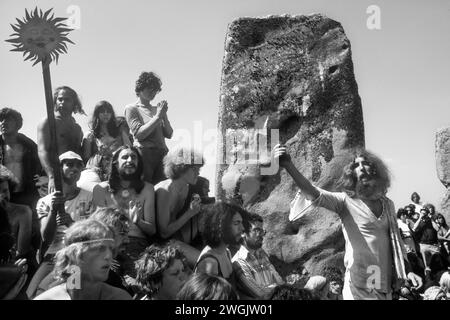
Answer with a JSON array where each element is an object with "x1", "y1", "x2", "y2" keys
[
  {"x1": 440, "y1": 190, "x2": 450, "y2": 223},
  {"x1": 436, "y1": 128, "x2": 450, "y2": 188},
  {"x1": 216, "y1": 14, "x2": 364, "y2": 276},
  {"x1": 436, "y1": 127, "x2": 450, "y2": 222}
]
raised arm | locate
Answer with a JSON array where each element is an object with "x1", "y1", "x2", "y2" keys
[
  {"x1": 125, "y1": 105, "x2": 163, "y2": 141},
  {"x1": 156, "y1": 187, "x2": 201, "y2": 239},
  {"x1": 412, "y1": 211, "x2": 427, "y2": 232},
  {"x1": 272, "y1": 144, "x2": 320, "y2": 200}
]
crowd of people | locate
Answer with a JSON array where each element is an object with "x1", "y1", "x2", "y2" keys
[
  {"x1": 0, "y1": 71, "x2": 449, "y2": 300},
  {"x1": 395, "y1": 192, "x2": 450, "y2": 299}
]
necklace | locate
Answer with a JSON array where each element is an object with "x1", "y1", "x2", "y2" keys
[{"x1": 121, "y1": 189, "x2": 130, "y2": 198}]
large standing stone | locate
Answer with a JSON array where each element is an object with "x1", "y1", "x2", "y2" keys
[
  {"x1": 216, "y1": 14, "x2": 365, "y2": 276},
  {"x1": 436, "y1": 127, "x2": 450, "y2": 222}
]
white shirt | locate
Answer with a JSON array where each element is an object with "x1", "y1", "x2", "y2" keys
[
  {"x1": 290, "y1": 188, "x2": 393, "y2": 293},
  {"x1": 37, "y1": 189, "x2": 93, "y2": 255}
]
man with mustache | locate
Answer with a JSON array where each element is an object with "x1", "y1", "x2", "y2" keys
[
  {"x1": 37, "y1": 86, "x2": 85, "y2": 194},
  {"x1": 232, "y1": 213, "x2": 284, "y2": 299},
  {"x1": 27, "y1": 151, "x2": 93, "y2": 298},
  {"x1": 92, "y1": 146, "x2": 156, "y2": 278},
  {"x1": 272, "y1": 144, "x2": 422, "y2": 300}
]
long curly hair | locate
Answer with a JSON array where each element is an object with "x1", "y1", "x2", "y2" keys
[
  {"x1": 134, "y1": 244, "x2": 187, "y2": 296},
  {"x1": 89, "y1": 100, "x2": 120, "y2": 139},
  {"x1": 335, "y1": 149, "x2": 391, "y2": 197},
  {"x1": 53, "y1": 219, "x2": 114, "y2": 282},
  {"x1": 53, "y1": 86, "x2": 85, "y2": 115},
  {"x1": 108, "y1": 146, "x2": 144, "y2": 194},
  {"x1": 320, "y1": 265, "x2": 344, "y2": 285},
  {"x1": 202, "y1": 201, "x2": 242, "y2": 247}
]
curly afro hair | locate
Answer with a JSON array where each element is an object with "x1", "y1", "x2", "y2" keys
[
  {"x1": 135, "y1": 71, "x2": 162, "y2": 96},
  {"x1": 0, "y1": 107, "x2": 23, "y2": 130},
  {"x1": 134, "y1": 243, "x2": 187, "y2": 296},
  {"x1": 202, "y1": 201, "x2": 243, "y2": 247}
]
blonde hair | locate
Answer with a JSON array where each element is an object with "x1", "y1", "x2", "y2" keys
[
  {"x1": 440, "y1": 271, "x2": 450, "y2": 289},
  {"x1": 163, "y1": 147, "x2": 204, "y2": 179},
  {"x1": 53, "y1": 219, "x2": 114, "y2": 282}
]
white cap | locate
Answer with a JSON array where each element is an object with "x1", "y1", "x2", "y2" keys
[{"x1": 59, "y1": 151, "x2": 83, "y2": 163}]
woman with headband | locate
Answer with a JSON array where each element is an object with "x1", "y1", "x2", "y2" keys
[{"x1": 34, "y1": 219, "x2": 131, "y2": 300}]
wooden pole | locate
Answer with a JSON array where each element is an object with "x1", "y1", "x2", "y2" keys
[{"x1": 41, "y1": 58, "x2": 63, "y2": 193}]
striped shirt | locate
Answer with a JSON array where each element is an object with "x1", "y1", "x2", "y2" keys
[{"x1": 232, "y1": 245, "x2": 284, "y2": 299}]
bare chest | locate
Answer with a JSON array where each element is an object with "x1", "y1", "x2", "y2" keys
[
  {"x1": 3, "y1": 143, "x2": 25, "y2": 164},
  {"x1": 169, "y1": 188, "x2": 189, "y2": 219},
  {"x1": 55, "y1": 120, "x2": 81, "y2": 150},
  {"x1": 363, "y1": 199, "x2": 384, "y2": 219}
]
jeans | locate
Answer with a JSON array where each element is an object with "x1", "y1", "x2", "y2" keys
[
  {"x1": 137, "y1": 147, "x2": 167, "y2": 185},
  {"x1": 26, "y1": 255, "x2": 54, "y2": 299}
]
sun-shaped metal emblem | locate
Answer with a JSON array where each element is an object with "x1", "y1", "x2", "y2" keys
[{"x1": 6, "y1": 7, "x2": 74, "y2": 66}]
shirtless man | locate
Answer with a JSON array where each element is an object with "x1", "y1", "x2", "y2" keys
[
  {"x1": 0, "y1": 166, "x2": 32, "y2": 260},
  {"x1": 37, "y1": 86, "x2": 84, "y2": 193},
  {"x1": 0, "y1": 107, "x2": 42, "y2": 251},
  {"x1": 155, "y1": 147, "x2": 204, "y2": 266},
  {"x1": 92, "y1": 146, "x2": 156, "y2": 277}
]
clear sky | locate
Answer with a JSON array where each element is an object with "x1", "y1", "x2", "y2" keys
[{"x1": 1, "y1": 0, "x2": 449, "y2": 210}]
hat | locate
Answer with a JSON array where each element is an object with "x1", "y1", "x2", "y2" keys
[{"x1": 59, "y1": 151, "x2": 83, "y2": 163}]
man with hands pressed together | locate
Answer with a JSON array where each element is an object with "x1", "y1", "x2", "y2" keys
[
  {"x1": 272, "y1": 144, "x2": 423, "y2": 300},
  {"x1": 125, "y1": 71, "x2": 173, "y2": 185}
]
